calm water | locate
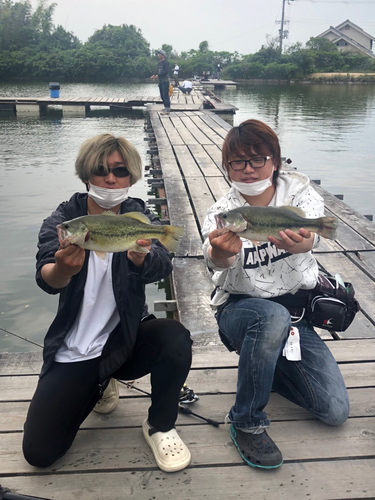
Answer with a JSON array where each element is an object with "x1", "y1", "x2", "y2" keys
[{"x1": 1, "y1": 82, "x2": 375, "y2": 352}]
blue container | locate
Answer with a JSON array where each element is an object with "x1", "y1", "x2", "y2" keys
[{"x1": 49, "y1": 82, "x2": 60, "y2": 98}]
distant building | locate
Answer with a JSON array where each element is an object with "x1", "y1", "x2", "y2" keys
[{"x1": 318, "y1": 20, "x2": 375, "y2": 59}]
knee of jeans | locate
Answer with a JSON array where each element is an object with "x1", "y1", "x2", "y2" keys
[
  {"x1": 320, "y1": 394, "x2": 350, "y2": 426},
  {"x1": 257, "y1": 302, "x2": 291, "y2": 341}
]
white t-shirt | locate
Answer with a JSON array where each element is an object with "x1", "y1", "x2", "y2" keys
[
  {"x1": 182, "y1": 80, "x2": 193, "y2": 89},
  {"x1": 174, "y1": 65, "x2": 179, "y2": 75},
  {"x1": 55, "y1": 251, "x2": 120, "y2": 362}
]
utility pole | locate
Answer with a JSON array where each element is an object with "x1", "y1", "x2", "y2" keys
[{"x1": 277, "y1": 0, "x2": 294, "y2": 53}]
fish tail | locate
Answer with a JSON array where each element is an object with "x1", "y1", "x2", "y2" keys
[
  {"x1": 159, "y1": 225, "x2": 184, "y2": 252},
  {"x1": 317, "y1": 216, "x2": 338, "y2": 240}
]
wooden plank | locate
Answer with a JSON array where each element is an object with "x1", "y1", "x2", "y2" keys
[
  {"x1": 183, "y1": 176, "x2": 215, "y2": 227},
  {"x1": 206, "y1": 111, "x2": 233, "y2": 131},
  {"x1": 1, "y1": 418, "x2": 374, "y2": 476},
  {"x1": 203, "y1": 144, "x2": 225, "y2": 173},
  {"x1": 172, "y1": 145, "x2": 202, "y2": 177},
  {"x1": 314, "y1": 183, "x2": 375, "y2": 247},
  {"x1": 205, "y1": 175, "x2": 231, "y2": 201},
  {"x1": 159, "y1": 116, "x2": 185, "y2": 146},
  {"x1": 198, "y1": 113, "x2": 229, "y2": 139},
  {"x1": 188, "y1": 144, "x2": 223, "y2": 177},
  {"x1": 1, "y1": 388, "x2": 373, "y2": 432},
  {"x1": 163, "y1": 178, "x2": 202, "y2": 257},
  {"x1": 2, "y1": 460, "x2": 374, "y2": 500},
  {"x1": 1, "y1": 338, "x2": 375, "y2": 377},
  {"x1": 172, "y1": 258, "x2": 217, "y2": 339},
  {"x1": 189, "y1": 115, "x2": 226, "y2": 146},
  {"x1": 180, "y1": 116, "x2": 215, "y2": 145},
  {"x1": 2, "y1": 338, "x2": 375, "y2": 377},
  {"x1": 169, "y1": 116, "x2": 199, "y2": 145}
]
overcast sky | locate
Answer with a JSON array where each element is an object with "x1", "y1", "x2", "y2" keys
[{"x1": 31, "y1": 0, "x2": 375, "y2": 55}]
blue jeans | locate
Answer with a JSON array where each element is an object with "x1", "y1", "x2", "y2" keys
[
  {"x1": 216, "y1": 297, "x2": 349, "y2": 430},
  {"x1": 158, "y1": 81, "x2": 170, "y2": 109}
]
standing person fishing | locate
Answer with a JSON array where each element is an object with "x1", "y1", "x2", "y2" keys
[
  {"x1": 202, "y1": 119, "x2": 349, "y2": 469},
  {"x1": 151, "y1": 49, "x2": 171, "y2": 115},
  {"x1": 23, "y1": 133, "x2": 192, "y2": 473}
]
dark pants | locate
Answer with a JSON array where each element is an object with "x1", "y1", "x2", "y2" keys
[
  {"x1": 23, "y1": 318, "x2": 192, "y2": 467},
  {"x1": 158, "y1": 81, "x2": 170, "y2": 109},
  {"x1": 179, "y1": 86, "x2": 192, "y2": 94},
  {"x1": 173, "y1": 74, "x2": 179, "y2": 87}
]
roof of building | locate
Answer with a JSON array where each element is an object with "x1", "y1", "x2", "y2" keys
[{"x1": 318, "y1": 22, "x2": 375, "y2": 59}]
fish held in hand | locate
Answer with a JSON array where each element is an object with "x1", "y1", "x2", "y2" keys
[
  {"x1": 214, "y1": 205, "x2": 338, "y2": 243},
  {"x1": 57, "y1": 211, "x2": 184, "y2": 258}
]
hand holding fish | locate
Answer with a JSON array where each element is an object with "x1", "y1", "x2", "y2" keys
[
  {"x1": 127, "y1": 239, "x2": 152, "y2": 267},
  {"x1": 41, "y1": 244, "x2": 85, "y2": 289},
  {"x1": 208, "y1": 228, "x2": 243, "y2": 268},
  {"x1": 268, "y1": 227, "x2": 314, "y2": 254}
]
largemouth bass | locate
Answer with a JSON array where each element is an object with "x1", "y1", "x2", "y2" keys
[
  {"x1": 215, "y1": 205, "x2": 338, "y2": 243},
  {"x1": 57, "y1": 211, "x2": 184, "y2": 258}
]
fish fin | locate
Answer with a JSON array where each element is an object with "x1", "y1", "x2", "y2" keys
[
  {"x1": 159, "y1": 225, "x2": 184, "y2": 252},
  {"x1": 129, "y1": 245, "x2": 150, "y2": 254},
  {"x1": 94, "y1": 251, "x2": 107, "y2": 260},
  {"x1": 120, "y1": 212, "x2": 151, "y2": 224},
  {"x1": 316, "y1": 216, "x2": 338, "y2": 240},
  {"x1": 250, "y1": 239, "x2": 260, "y2": 246},
  {"x1": 280, "y1": 205, "x2": 306, "y2": 218},
  {"x1": 101, "y1": 211, "x2": 117, "y2": 216}
]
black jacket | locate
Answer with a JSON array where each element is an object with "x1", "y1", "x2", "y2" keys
[
  {"x1": 36, "y1": 192, "x2": 173, "y2": 382},
  {"x1": 157, "y1": 59, "x2": 170, "y2": 83}
]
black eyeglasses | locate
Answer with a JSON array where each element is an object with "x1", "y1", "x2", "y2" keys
[
  {"x1": 93, "y1": 165, "x2": 130, "y2": 178},
  {"x1": 228, "y1": 156, "x2": 272, "y2": 171}
]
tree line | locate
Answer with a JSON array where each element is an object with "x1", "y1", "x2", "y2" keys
[{"x1": 1, "y1": 0, "x2": 375, "y2": 82}]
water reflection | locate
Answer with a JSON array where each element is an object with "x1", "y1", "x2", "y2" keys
[
  {"x1": 216, "y1": 83, "x2": 375, "y2": 217},
  {"x1": 1, "y1": 81, "x2": 375, "y2": 351}
]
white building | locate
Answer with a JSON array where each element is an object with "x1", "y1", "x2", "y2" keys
[{"x1": 318, "y1": 20, "x2": 375, "y2": 59}]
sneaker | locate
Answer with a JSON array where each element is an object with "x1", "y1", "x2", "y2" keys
[
  {"x1": 93, "y1": 378, "x2": 119, "y2": 414},
  {"x1": 160, "y1": 109, "x2": 170, "y2": 115},
  {"x1": 229, "y1": 425, "x2": 283, "y2": 469},
  {"x1": 142, "y1": 419, "x2": 191, "y2": 472}
]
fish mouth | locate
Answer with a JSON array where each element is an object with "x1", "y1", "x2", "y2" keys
[
  {"x1": 215, "y1": 214, "x2": 228, "y2": 235},
  {"x1": 57, "y1": 224, "x2": 69, "y2": 248}
]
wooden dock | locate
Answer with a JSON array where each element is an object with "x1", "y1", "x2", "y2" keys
[
  {"x1": 0, "y1": 87, "x2": 237, "y2": 116},
  {"x1": 0, "y1": 108, "x2": 375, "y2": 499},
  {"x1": 197, "y1": 78, "x2": 238, "y2": 89}
]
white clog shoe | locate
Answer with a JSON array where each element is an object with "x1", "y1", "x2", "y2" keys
[
  {"x1": 93, "y1": 378, "x2": 119, "y2": 414},
  {"x1": 142, "y1": 419, "x2": 191, "y2": 472}
]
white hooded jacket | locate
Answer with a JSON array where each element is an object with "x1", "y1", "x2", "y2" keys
[{"x1": 202, "y1": 170, "x2": 324, "y2": 307}]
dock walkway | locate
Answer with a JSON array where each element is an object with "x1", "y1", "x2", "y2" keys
[
  {"x1": 0, "y1": 87, "x2": 237, "y2": 116},
  {"x1": 0, "y1": 108, "x2": 375, "y2": 499}
]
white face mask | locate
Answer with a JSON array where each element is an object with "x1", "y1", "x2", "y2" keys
[
  {"x1": 87, "y1": 184, "x2": 130, "y2": 209},
  {"x1": 231, "y1": 169, "x2": 274, "y2": 197}
]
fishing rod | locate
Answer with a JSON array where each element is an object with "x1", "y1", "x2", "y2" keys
[
  {"x1": 0, "y1": 325, "x2": 220, "y2": 427},
  {"x1": 0, "y1": 325, "x2": 217, "y2": 348},
  {"x1": 118, "y1": 380, "x2": 220, "y2": 428},
  {"x1": 0, "y1": 485, "x2": 51, "y2": 500},
  {"x1": 0, "y1": 327, "x2": 43, "y2": 349}
]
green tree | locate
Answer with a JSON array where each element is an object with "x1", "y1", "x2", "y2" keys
[
  {"x1": 0, "y1": 0, "x2": 33, "y2": 50},
  {"x1": 306, "y1": 37, "x2": 337, "y2": 52},
  {"x1": 199, "y1": 40, "x2": 209, "y2": 52}
]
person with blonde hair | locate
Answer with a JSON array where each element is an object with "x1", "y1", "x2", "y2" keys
[{"x1": 23, "y1": 133, "x2": 192, "y2": 473}]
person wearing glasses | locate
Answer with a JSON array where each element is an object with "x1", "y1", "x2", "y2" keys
[
  {"x1": 202, "y1": 119, "x2": 349, "y2": 469},
  {"x1": 23, "y1": 134, "x2": 192, "y2": 473}
]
